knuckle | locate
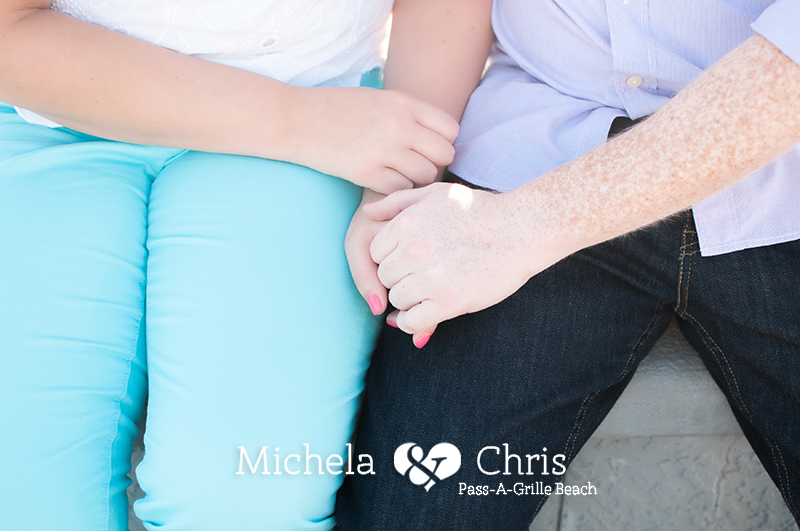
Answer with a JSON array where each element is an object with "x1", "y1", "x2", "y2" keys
[
  {"x1": 388, "y1": 287, "x2": 404, "y2": 310},
  {"x1": 395, "y1": 313, "x2": 414, "y2": 335},
  {"x1": 418, "y1": 165, "x2": 437, "y2": 186},
  {"x1": 439, "y1": 289, "x2": 460, "y2": 312},
  {"x1": 447, "y1": 121, "x2": 460, "y2": 142},
  {"x1": 407, "y1": 240, "x2": 431, "y2": 262},
  {"x1": 403, "y1": 310, "x2": 430, "y2": 334},
  {"x1": 392, "y1": 213, "x2": 411, "y2": 232},
  {"x1": 432, "y1": 140, "x2": 455, "y2": 166},
  {"x1": 397, "y1": 207, "x2": 422, "y2": 228},
  {"x1": 421, "y1": 266, "x2": 442, "y2": 286},
  {"x1": 441, "y1": 287, "x2": 467, "y2": 316},
  {"x1": 444, "y1": 142, "x2": 456, "y2": 162},
  {"x1": 387, "y1": 176, "x2": 413, "y2": 192},
  {"x1": 389, "y1": 116, "x2": 412, "y2": 136},
  {"x1": 376, "y1": 262, "x2": 389, "y2": 287},
  {"x1": 368, "y1": 239, "x2": 381, "y2": 262},
  {"x1": 388, "y1": 90, "x2": 414, "y2": 107}
]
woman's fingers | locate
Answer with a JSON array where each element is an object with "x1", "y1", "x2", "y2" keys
[
  {"x1": 412, "y1": 125, "x2": 457, "y2": 164},
  {"x1": 367, "y1": 167, "x2": 415, "y2": 196},
  {"x1": 345, "y1": 222, "x2": 387, "y2": 316},
  {"x1": 409, "y1": 127, "x2": 456, "y2": 173},
  {"x1": 386, "y1": 149, "x2": 438, "y2": 188},
  {"x1": 385, "y1": 309, "x2": 401, "y2": 329},
  {"x1": 413, "y1": 99, "x2": 460, "y2": 144},
  {"x1": 294, "y1": 88, "x2": 457, "y2": 193}
]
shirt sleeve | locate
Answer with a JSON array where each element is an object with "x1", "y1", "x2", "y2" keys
[{"x1": 751, "y1": 0, "x2": 800, "y2": 66}]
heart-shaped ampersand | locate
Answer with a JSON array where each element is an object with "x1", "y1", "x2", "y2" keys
[{"x1": 394, "y1": 442, "x2": 462, "y2": 491}]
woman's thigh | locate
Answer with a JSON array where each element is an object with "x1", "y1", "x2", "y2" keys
[
  {"x1": 137, "y1": 151, "x2": 381, "y2": 530},
  {"x1": 0, "y1": 105, "x2": 168, "y2": 530}
]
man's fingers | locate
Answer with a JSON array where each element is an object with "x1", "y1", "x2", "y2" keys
[
  {"x1": 363, "y1": 186, "x2": 432, "y2": 222},
  {"x1": 369, "y1": 221, "x2": 398, "y2": 265},
  {"x1": 386, "y1": 274, "x2": 425, "y2": 311},
  {"x1": 395, "y1": 299, "x2": 444, "y2": 337},
  {"x1": 412, "y1": 328, "x2": 437, "y2": 349},
  {"x1": 389, "y1": 306, "x2": 438, "y2": 349},
  {"x1": 375, "y1": 251, "x2": 409, "y2": 291}
]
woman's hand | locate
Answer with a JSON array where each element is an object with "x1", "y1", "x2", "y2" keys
[
  {"x1": 289, "y1": 88, "x2": 459, "y2": 194},
  {"x1": 0, "y1": 6, "x2": 459, "y2": 189},
  {"x1": 346, "y1": 188, "x2": 390, "y2": 317}
]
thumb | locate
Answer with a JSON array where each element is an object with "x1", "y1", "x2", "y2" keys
[
  {"x1": 346, "y1": 238, "x2": 388, "y2": 317},
  {"x1": 363, "y1": 186, "x2": 433, "y2": 222}
]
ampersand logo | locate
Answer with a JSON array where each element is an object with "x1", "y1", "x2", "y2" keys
[{"x1": 393, "y1": 442, "x2": 461, "y2": 491}]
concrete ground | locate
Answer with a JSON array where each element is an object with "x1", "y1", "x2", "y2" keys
[{"x1": 530, "y1": 435, "x2": 798, "y2": 531}]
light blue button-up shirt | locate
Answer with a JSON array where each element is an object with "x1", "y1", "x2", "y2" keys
[{"x1": 451, "y1": 0, "x2": 800, "y2": 256}]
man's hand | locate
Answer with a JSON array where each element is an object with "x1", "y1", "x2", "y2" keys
[
  {"x1": 362, "y1": 34, "x2": 800, "y2": 347},
  {"x1": 365, "y1": 183, "x2": 569, "y2": 343},
  {"x1": 291, "y1": 88, "x2": 458, "y2": 195}
]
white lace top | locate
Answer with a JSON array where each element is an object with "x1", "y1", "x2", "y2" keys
[{"x1": 18, "y1": 0, "x2": 392, "y2": 126}]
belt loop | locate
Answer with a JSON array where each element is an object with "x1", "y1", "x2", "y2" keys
[{"x1": 682, "y1": 210, "x2": 699, "y2": 253}]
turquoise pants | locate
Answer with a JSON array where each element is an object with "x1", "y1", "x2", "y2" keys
[{"x1": 0, "y1": 95, "x2": 381, "y2": 530}]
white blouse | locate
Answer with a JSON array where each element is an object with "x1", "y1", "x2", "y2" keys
[{"x1": 18, "y1": 0, "x2": 392, "y2": 126}]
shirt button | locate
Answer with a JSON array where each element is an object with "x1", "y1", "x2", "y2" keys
[{"x1": 626, "y1": 75, "x2": 643, "y2": 88}]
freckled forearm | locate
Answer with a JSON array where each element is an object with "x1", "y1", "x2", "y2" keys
[{"x1": 505, "y1": 34, "x2": 800, "y2": 266}]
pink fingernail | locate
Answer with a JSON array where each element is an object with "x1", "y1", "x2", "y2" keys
[
  {"x1": 414, "y1": 334, "x2": 431, "y2": 349},
  {"x1": 387, "y1": 320, "x2": 398, "y2": 328},
  {"x1": 367, "y1": 294, "x2": 382, "y2": 316}
]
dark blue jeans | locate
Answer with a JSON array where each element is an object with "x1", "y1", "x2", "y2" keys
[{"x1": 335, "y1": 210, "x2": 800, "y2": 530}]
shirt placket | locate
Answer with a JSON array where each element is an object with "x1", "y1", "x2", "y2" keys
[{"x1": 606, "y1": 0, "x2": 660, "y2": 118}]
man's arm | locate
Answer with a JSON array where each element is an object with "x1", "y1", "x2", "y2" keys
[
  {"x1": 367, "y1": 34, "x2": 800, "y2": 339},
  {"x1": 0, "y1": 2, "x2": 457, "y2": 193},
  {"x1": 345, "y1": 0, "x2": 494, "y2": 317}
]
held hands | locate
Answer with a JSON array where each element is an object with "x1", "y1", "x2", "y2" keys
[
  {"x1": 290, "y1": 87, "x2": 459, "y2": 195},
  {"x1": 360, "y1": 183, "x2": 541, "y2": 344}
]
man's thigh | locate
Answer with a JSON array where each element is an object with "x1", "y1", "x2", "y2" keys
[
  {"x1": 336, "y1": 215, "x2": 694, "y2": 530},
  {"x1": 678, "y1": 235, "x2": 800, "y2": 523}
]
